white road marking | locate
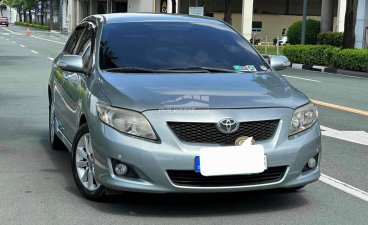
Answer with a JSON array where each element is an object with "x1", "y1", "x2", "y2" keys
[
  {"x1": 319, "y1": 72, "x2": 368, "y2": 80},
  {"x1": 30, "y1": 50, "x2": 38, "y2": 54},
  {"x1": 320, "y1": 174, "x2": 368, "y2": 202},
  {"x1": 0, "y1": 26, "x2": 22, "y2": 35},
  {"x1": 320, "y1": 125, "x2": 368, "y2": 146},
  {"x1": 31, "y1": 35, "x2": 66, "y2": 45},
  {"x1": 48, "y1": 57, "x2": 54, "y2": 61},
  {"x1": 19, "y1": 44, "x2": 26, "y2": 48},
  {"x1": 282, "y1": 75, "x2": 322, "y2": 83},
  {"x1": 11, "y1": 41, "x2": 16, "y2": 44}
]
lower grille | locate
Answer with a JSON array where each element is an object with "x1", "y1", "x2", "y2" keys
[
  {"x1": 167, "y1": 166, "x2": 287, "y2": 187},
  {"x1": 167, "y1": 120, "x2": 279, "y2": 145}
]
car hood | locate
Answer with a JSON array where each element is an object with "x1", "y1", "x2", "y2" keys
[{"x1": 98, "y1": 71, "x2": 309, "y2": 112}]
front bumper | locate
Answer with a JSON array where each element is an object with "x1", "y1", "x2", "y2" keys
[{"x1": 89, "y1": 108, "x2": 321, "y2": 193}]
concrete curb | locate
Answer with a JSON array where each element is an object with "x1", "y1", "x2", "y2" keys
[{"x1": 290, "y1": 63, "x2": 368, "y2": 78}]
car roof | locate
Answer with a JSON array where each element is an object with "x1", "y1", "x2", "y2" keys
[{"x1": 96, "y1": 13, "x2": 224, "y2": 25}]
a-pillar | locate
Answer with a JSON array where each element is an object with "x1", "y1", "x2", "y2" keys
[
  {"x1": 336, "y1": 0, "x2": 346, "y2": 32},
  {"x1": 355, "y1": 0, "x2": 368, "y2": 48},
  {"x1": 320, "y1": 0, "x2": 334, "y2": 32},
  {"x1": 241, "y1": 0, "x2": 253, "y2": 40}
]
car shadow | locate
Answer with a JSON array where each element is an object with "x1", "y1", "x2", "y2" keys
[
  {"x1": 89, "y1": 189, "x2": 309, "y2": 217},
  {"x1": 40, "y1": 133, "x2": 309, "y2": 217}
]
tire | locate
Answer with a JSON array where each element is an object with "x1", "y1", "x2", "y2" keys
[
  {"x1": 71, "y1": 123, "x2": 106, "y2": 201},
  {"x1": 49, "y1": 99, "x2": 64, "y2": 150}
]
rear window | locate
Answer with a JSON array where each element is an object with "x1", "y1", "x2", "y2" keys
[{"x1": 99, "y1": 21, "x2": 268, "y2": 72}]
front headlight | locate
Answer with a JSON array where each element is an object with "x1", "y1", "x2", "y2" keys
[
  {"x1": 96, "y1": 103, "x2": 157, "y2": 140},
  {"x1": 289, "y1": 102, "x2": 318, "y2": 136}
]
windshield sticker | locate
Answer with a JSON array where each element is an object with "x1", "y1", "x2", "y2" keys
[{"x1": 233, "y1": 65, "x2": 258, "y2": 72}]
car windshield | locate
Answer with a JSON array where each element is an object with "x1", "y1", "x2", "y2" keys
[{"x1": 99, "y1": 21, "x2": 269, "y2": 72}]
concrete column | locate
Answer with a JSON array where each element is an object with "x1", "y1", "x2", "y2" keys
[
  {"x1": 354, "y1": 0, "x2": 368, "y2": 48},
  {"x1": 107, "y1": 0, "x2": 112, "y2": 13},
  {"x1": 320, "y1": 0, "x2": 334, "y2": 32},
  {"x1": 336, "y1": 0, "x2": 346, "y2": 32},
  {"x1": 176, "y1": 0, "x2": 180, "y2": 13},
  {"x1": 241, "y1": 0, "x2": 254, "y2": 40},
  {"x1": 76, "y1": 0, "x2": 81, "y2": 22},
  {"x1": 89, "y1": 0, "x2": 93, "y2": 15}
]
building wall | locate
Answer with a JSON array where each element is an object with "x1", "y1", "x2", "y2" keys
[
  {"x1": 1, "y1": 6, "x2": 17, "y2": 23},
  {"x1": 214, "y1": 13, "x2": 337, "y2": 41},
  {"x1": 179, "y1": 0, "x2": 336, "y2": 16},
  {"x1": 127, "y1": 0, "x2": 155, "y2": 13}
]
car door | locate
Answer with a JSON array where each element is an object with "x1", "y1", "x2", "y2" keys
[
  {"x1": 52, "y1": 26, "x2": 85, "y2": 143},
  {"x1": 62, "y1": 23, "x2": 95, "y2": 141}
]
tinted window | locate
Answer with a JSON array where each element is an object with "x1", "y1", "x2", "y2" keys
[
  {"x1": 99, "y1": 21, "x2": 268, "y2": 71},
  {"x1": 64, "y1": 26, "x2": 85, "y2": 55}
]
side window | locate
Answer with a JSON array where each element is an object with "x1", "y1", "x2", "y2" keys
[
  {"x1": 76, "y1": 25, "x2": 94, "y2": 66},
  {"x1": 63, "y1": 26, "x2": 85, "y2": 55}
]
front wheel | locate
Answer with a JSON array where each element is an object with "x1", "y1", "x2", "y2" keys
[{"x1": 71, "y1": 124, "x2": 106, "y2": 201}]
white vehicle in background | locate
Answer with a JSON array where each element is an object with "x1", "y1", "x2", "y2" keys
[{"x1": 278, "y1": 36, "x2": 288, "y2": 45}]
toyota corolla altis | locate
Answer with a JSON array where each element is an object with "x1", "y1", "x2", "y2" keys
[{"x1": 48, "y1": 13, "x2": 321, "y2": 200}]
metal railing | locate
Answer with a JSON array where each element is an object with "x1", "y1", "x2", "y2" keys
[{"x1": 251, "y1": 33, "x2": 284, "y2": 55}]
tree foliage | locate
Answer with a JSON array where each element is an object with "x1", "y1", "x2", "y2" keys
[{"x1": 287, "y1": 19, "x2": 321, "y2": 45}]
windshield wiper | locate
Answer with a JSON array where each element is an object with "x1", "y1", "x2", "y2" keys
[
  {"x1": 161, "y1": 66, "x2": 237, "y2": 73},
  {"x1": 104, "y1": 67, "x2": 159, "y2": 73}
]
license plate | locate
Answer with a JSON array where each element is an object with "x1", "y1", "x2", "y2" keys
[{"x1": 194, "y1": 145, "x2": 267, "y2": 176}]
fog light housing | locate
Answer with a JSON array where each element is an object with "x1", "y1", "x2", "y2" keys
[
  {"x1": 307, "y1": 158, "x2": 317, "y2": 169},
  {"x1": 302, "y1": 154, "x2": 319, "y2": 172},
  {"x1": 114, "y1": 163, "x2": 128, "y2": 176},
  {"x1": 111, "y1": 158, "x2": 139, "y2": 178}
]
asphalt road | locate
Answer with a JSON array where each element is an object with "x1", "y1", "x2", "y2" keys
[{"x1": 0, "y1": 25, "x2": 367, "y2": 225}]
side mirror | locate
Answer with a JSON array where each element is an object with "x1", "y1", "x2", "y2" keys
[
  {"x1": 268, "y1": 55, "x2": 291, "y2": 71},
  {"x1": 57, "y1": 55, "x2": 84, "y2": 73}
]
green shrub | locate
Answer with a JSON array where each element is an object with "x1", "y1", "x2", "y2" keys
[
  {"x1": 332, "y1": 49, "x2": 368, "y2": 72},
  {"x1": 14, "y1": 21, "x2": 49, "y2": 30},
  {"x1": 287, "y1": 19, "x2": 320, "y2": 45},
  {"x1": 317, "y1": 32, "x2": 343, "y2": 47},
  {"x1": 283, "y1": 45, "x2": 338, "y2": 66},
  {"x1": 283, "y1": 44, "x2": 368, "y2": 72}
]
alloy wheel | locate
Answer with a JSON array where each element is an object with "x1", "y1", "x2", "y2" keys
[{"x1": 75, "y1": 133, "x2": 100, "y2": 191}]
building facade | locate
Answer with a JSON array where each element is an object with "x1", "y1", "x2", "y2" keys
[
  {"x1": 0, "y1": 4, "x2": 17, "y2": 23},
  {"x1": 36, "y1": 0, "x2": 368, "y2": 49}
]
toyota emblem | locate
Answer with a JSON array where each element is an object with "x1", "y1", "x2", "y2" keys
[{"x1": 217, "y1": 118, "x2": 239, "y2": 134}]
